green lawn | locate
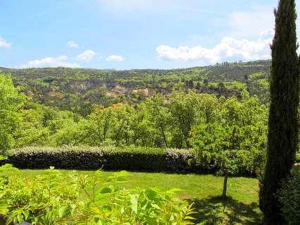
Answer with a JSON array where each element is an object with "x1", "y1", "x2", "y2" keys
[{"x1": 17, "y1": 170, "x2": 261, "y2": 225}]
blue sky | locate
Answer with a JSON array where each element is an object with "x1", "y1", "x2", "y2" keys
[{"x1": 0, "y1": 0, "x2": 298, "y2": 69}]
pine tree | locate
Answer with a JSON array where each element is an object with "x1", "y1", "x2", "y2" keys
[{"x1": 260, "y1": 0, "x2": 299, "y2": 224}]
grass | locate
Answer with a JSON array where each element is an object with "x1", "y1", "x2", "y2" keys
[{"x1": 15, "y1": 169, "x2": 261, "y2": 224}]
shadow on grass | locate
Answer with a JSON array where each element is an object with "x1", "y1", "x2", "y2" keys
[{"x1": 188, "y1": 196, "x2": 262, "y2": 225}]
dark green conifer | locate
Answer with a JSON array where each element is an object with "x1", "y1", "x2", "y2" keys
[{"x1": 260, "y1": 0, "x2": 299, "y2": 224}]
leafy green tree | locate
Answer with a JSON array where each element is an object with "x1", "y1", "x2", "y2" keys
[
  {"x1": 194, "y1": 123, "x2": 242, "y2": 198},
  {"x1": 110, "y1": 104, "x2": 133, "y2": 146},
  {"x1": 0, "y1": 74, "x2": 24, "y2": 154},
  {"x1": 169, "y1": 92, "x2": 200, "y2": 148},
  {"x1": 130, "y1": 104, "x2": 154, "y2": 147},
  {"x1": 260, "y1": 1, "x2": 299, "y2": 224},
  {"x1": 47, "y1": 110, "x2": 83, "y2": 146},
  {"x1": 143, "y1": 95, "x2": 171, "y2": 147},
  {"x1": 83, "y1": 106, "x2": 114, "y2": 145},
  {"x1": 15, "y1": 104, "x2": 50, "y2": 147},
  {"x1": 196, "y1": 94, "x2": 219, "y2": 124},
  {"x1": 15, "y1": 103, "x2": 82, "y2": 147},
  {"x1": 193, "y1": 96, "x2": 267, "y2": 198},
  {"x1": 50, "y1": 120, "x2": 85, "y2": 146}
]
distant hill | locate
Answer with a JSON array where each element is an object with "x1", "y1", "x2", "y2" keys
[
  {"x1": 1, "y1": 60, "x2": 270, "y2": 80},
  {"x1": 0, "y1": 60, "x2": 271, "y2": 115}
]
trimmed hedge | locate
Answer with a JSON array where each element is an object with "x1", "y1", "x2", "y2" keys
[
  {"x1": 7, "y1": 146, "x2": 208, "y2": 174},
  {"x1": 6, "y1": 146, "x2": 262, "y2": 175}
]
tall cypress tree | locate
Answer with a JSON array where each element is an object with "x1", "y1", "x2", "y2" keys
[{"x1": 260, "y1": 0, "x2": 299, "y2": 224}]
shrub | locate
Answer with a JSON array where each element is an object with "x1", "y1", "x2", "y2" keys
[
  {"x1": 0, "y1": 164, "x2": 80, "y2": 225},
  {"x1": 278, "y1": 169, "x2": 300, "y2": 225},
  {"x1": 7, "y1": 146, "x2": 203, "y2": 174}
]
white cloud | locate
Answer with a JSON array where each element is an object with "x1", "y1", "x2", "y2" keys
[
  {"x1": 156, "y1": 34, "x2": 271, "y2": 65},
  {"x1": 229, "y1": 6, "x2": 274, "y2": 39},
  {"x1": 154, "y1": 4, "x2": 276, "y2": 66},
  {"x1": 228, "y1": 3, "x2": 300, "y2": 38},
  {"x1": 0, "y1": 37, "x2": 11, "y2": 48},
  {"x1": 97, "y1": 0, "x2": 173, "y2": 12},
  {"x1": 77, "y1": 50, "x2": 96, "y2": 61},
  {"x1": 66, "y1": 40, "x2": 79, "y2": 48},
  {"x1": 260, "y1": 29, "x2": 274, "y2": 38},
  {"x1": 106, "y1": 55, "x2": 125, "y2": 62},
  {"x1": 20, "y1": 56, "x2": 80, "y2": 68}
]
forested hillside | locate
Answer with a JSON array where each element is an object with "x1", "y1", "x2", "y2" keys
[{"x1": 0, "y1": 60, "x2": 270, "y2": 116}]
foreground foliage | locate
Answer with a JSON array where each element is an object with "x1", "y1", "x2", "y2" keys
[{"x1": 0, "y1": 164, "x2": 194, "y2": 225}]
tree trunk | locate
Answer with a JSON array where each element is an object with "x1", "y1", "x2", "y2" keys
[
  {"x1": 222, "y1": 172, "x2": 228, "y2": 199},
  {"x1": 159, "y1": 125, "x2": 168, "y2": 148}
]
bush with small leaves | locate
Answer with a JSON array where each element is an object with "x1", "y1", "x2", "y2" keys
[{"x1": 278, "y1": 169, "x2": 300, "y2": 225}]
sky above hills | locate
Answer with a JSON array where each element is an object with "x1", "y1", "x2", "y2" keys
[{"x1": 0, "y1": 0, "x2": 299, "y2": 69}]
